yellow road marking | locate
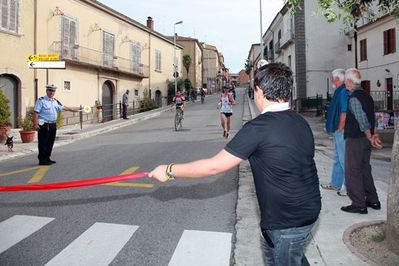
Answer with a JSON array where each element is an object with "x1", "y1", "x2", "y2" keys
[
  {"x1": 28, "y1": 166, "x2": 49, "y2": 183},
  {"x1": 103, "y1": 166, "x2": 153, "y2": 188},
  {"x1": 0, "y1": 166, "x2": 49, "y2": 184}
]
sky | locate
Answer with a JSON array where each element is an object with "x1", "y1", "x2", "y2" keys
[{"x1": 98, "y1": 0, "x2": 284, "y2": 73}]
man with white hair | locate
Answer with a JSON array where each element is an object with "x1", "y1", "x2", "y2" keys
[
  {"x1": 321, "y1": 69, "x2": 348, "y2": 195},
  {"x1": 341, "y1": 68, "x2": 382, "y2": 214}
]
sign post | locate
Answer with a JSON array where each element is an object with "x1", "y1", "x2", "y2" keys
[{"x1": 27, "y1": 54, "x2": 64, "y2": 88}]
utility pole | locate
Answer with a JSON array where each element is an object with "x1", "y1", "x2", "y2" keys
[{"x1": 174, "y1": 21, "x2": 183, "y2": 95}]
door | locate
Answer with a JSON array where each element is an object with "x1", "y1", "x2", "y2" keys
[
  {"x1": 0, "y1": 74, "x2": 18, "y2": 127},
  {"x1": 155, "y1": 90, "x2": 162, "y2": 107},
  {"x1": 102, "y1": 81, "x2": 113, "y2": 122},
  {"x1": 361, "y1": 80, "x2": 370, "y2": 94},
  {"x1": 386, "y1": 78, "x2": 393, "y2": 110}
]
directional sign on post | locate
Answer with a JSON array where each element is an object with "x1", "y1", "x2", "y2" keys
[
  {"x1": 28, "y1": 61, "x2": 65, "y2": 69},
  {"x1": 27, "y1": 54, "x2": 59, "y2": 62}
]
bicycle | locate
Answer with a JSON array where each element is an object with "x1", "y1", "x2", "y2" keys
[{"x1": 174, "y1": 108, "x2": 183, "y2": 131}]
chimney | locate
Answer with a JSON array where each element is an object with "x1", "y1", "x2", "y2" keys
[{"x1": 146, "y1": 17, "x2": 154, "y2": 30}]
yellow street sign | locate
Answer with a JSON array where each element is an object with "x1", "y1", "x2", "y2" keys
[{"x1": 28, "y1": 54, "x2": 59, "y2": 62}]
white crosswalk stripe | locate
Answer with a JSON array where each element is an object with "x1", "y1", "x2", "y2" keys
[
  {"x1": 0, "y1": 215, "x2": 233, "y2": 265},
  {"x1": 168, "y1": 230, "x2": 232, "y2": 266},
  {"x1": 45, "y1": 222, "x2": 138, "y2": 266},
  {"x1": 0, "y1": 215, "x2": 54, "y2": 254}
]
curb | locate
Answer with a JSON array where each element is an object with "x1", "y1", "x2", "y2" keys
[{"x1": 342, "y1": 219, "x2": 386, "y2": 266}]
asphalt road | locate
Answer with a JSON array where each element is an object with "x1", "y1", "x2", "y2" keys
[{"x1": 0, "y1": 89, "x2": 245, "y2": 266}]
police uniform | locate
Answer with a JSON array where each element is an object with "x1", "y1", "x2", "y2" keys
[{"x1": 34, "y1": 85, "x2": 64, "y2": 165}]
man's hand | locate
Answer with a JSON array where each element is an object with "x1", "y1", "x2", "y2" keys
[
  {"x1": 370, "y1": 134, "x2": 382, "y2": 149},
  {"x1": 33, "y1": 123, "x2": 39, "y2": 130},
  {"x1": 148, "y1": 165, "x2": 169, "y2": 182}
]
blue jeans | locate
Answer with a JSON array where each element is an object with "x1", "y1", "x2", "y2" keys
[
  {"x1": 330, "y1": 130, "x2": 345, "y2": 190},
  {"x1": 261, "y1": 223, "x2": 314, "y2": 266}
]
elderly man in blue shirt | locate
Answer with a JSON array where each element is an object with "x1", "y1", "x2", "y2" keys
[
  {"x1": 321, "y1": 69, "x2": 348, "y2": 196},
  {"x1": 33, "y1": 84, "x2": 77, "y2": 165},
  {"x1": 341, "y1": 68, "x2": 382, "y2": 214}
]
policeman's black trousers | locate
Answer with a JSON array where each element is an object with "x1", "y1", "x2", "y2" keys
[{"x1": 38, "y1": 123, "x2": 57, "y2": 163}]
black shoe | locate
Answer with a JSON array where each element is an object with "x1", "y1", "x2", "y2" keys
[
  {"x1": 39, "y1": 161, "x2": 52, "y2": 165},
  {"x1": 49, "y1": 159, "x2": 56, "y2": 164},
  {"x1": 366, "y1": 201, "x2": 381, "y2": 210},
  {"x1": 341, "y1": 205, "x2": 368, "y2": 214}
]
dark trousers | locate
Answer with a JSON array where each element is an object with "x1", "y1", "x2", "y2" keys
[
  {"x1": 38, "y1": 123, "x2": 57, "y2": 162},
  {"x1": 345, "y1": 137, "x2": 379, "y2": 207},
  {"x1": 122, "y1": 104, "x2": 128, "y2": 119}
]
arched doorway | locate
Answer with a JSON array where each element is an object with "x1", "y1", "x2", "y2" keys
[
  {"x1": 102, "y1": 81, "x2": 114, "y2": 122},
  {"x1": 155, "y1": 90, "x2": 162, "y2": 107},
  {"x1": 0, "y1": 74, "x2": 18, "y2": 127}
]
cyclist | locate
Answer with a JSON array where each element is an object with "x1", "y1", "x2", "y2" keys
[{"x1": 172, "y1": 91, "x2": 186, "y2": 115}]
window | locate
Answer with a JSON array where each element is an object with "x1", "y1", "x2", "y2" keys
[
  {"x1": 131, "y1": 42, "x2": 142, "y2": 73},
  {"x1": 383, "y1": 28, "x2": 396, "y2": 55},
  {"x1": 347, "y1": 44, "x2": 352, "y2": 51},
  {"x1": 0, "y1": 0, "x2": 19, "y2": 33},
  {"x1": 134, "y1": 89, "x2": 138, "y2": 96},
  {"x1": 288, "y1": 55, "x2": 292, "y2": 68},
  {"x1": 155, "y1": 49, "x2": 161, "y2": 71},
  {"x1": 103, "y1": 31, "x2": 115, "y2": 67},
  {"x1": 61, "y1": 16, "x2": 78, "y2": 59},
  {"x1": 64, "y1": 81, "x2": 71, "y2": 91},
  {"x1": 360, "y1": 39, "x2": 367, "y2": 61}
]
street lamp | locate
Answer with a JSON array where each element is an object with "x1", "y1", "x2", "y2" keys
[{"x1": 174, "y1": 20, "x2": 183, "y2": 95}]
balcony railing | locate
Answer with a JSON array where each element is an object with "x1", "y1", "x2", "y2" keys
[
  {"x1": 280, "y1": 30, "x2": 294, "y2": 49},
  {"x1": 50, "y1": 42, "x2": 149, "y2": 78}
]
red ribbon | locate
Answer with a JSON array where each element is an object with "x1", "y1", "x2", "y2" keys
[{"x1": 0, "y1": 172, "x2": 149, "y2": 192}]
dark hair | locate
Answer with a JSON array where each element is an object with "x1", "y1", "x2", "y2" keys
[{"x1": 254, "y1": 62, "x2": 293, "y2": 102}]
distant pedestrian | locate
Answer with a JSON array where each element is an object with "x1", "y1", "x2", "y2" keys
[
  {"x1": 33, "y1": 84, "x2": 77, "y2": 165},
  {"x1": 122, "y1": 90, "x2": 129, "y2": 119},
  {"x1": 150, "y1": 63, "x2": 321, "y2": 265},
  {"x1": 341, "y1": 68, "x2": 382, "y2": 214},
  {"x1": 218, "y1": 86, "x2": 234, "y2": 139},
  {"x1": 321, "y1": 69, "x2": 348, "y2": 196}
]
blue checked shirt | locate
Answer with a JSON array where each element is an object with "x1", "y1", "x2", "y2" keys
[{"x1": 348, "y1": 87, "x2": 370, "y2": 132}]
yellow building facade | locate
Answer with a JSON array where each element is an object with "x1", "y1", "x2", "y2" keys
[{"x1": 0, "y1": 0, "x2": 182, "y2": 126}]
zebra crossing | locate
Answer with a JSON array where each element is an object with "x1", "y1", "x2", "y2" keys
[{"x1": 0, "y1": 215, "x2": 232, "y2": 266}]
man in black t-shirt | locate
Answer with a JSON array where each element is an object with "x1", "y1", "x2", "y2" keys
[{"x1": 150, "y1": 63, "x2": 321, "y2": 265}]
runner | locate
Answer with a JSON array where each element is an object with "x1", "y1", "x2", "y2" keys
[{"x1": 218, "y1": 87, "x2": 234, "y2": 139}]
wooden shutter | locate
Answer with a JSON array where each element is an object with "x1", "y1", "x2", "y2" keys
[
  {"x1": 390, "y1": 28, "x2": 396, "y2": 53},
  {"x1": 103, "y1": 32, "x2": 114, "y2": 67},
  {"x1": 8, "y1": 0, "x2": 16, "y2": 31},
  {"x1": 383, "y1": 30, "x2": 388, "y2": 55},
  {"x1": 1, "y1": 0, "x2": 8, "y2": 29},
  {"x1": 69, "y1": 20, "x2": 76, "y2": 58},
  {"x1": 62, "y1": 17, "x2": 70, "y2": 58}
]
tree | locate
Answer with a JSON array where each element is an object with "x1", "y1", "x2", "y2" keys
[
  {"x1": 244, "y1": 59, "x2": 252, "y2": 75},
  {"x1": 285, "y1": 0, "x2": 399, "y2": 255},
  {"x1": 182, "y1": 54, "x2": 192, "y2": 78}
]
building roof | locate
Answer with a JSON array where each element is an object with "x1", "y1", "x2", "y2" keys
[{"x1": 165, "y1": 35, "x2": 203, "y2": 51}]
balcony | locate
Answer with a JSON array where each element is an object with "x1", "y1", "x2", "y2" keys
[
  {"x1": 280, "y1": 30, "x2": 294, "y2": 49},
  {"x1": 50, "y1": 42, "x2": 149, "y2": 78}
]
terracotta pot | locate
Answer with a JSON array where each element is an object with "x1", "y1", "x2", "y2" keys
[
  {"x1": 19, "y1": 130, "x2": 36, "y2": 143},
  {"x1": 0, "y1": 126, "x2": 10, "y2": 143}
]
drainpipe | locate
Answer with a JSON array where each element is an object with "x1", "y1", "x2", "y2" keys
[
  {"x1": 148, "y1": 32, "x2": 151, "y2": 93},
  {"x1": 34, "y1": 0, "x2": 38, "y2": 99}
]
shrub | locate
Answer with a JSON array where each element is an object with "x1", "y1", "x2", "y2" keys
[
  {"x1": 17, "y1": 108, "x2": 35, "y2": 131},
  {"x1": 0, "y1": 89, "x2": 11, "y2": 127}
]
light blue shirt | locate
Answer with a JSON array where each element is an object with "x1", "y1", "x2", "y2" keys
[{"x1": 34, "y1": 96, "x2": 63, "y2": 122}]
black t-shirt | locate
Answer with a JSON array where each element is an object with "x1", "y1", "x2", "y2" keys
[{"x1": 225, "y1": 110, "x2": 321, "y2": 230}]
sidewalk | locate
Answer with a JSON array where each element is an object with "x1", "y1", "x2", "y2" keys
[{"x1": 233, "y1": 95, "x2": 392, "y2": 266}]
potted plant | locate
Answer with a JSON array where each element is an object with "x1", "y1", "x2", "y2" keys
[
  {"x1": 17, "y1": 108, "x2": 36, "y2": 143},
  {"x1": 0, "y1": 89, "x2": 11, "y2": 143}
]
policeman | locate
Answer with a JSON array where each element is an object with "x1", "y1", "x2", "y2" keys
[{"x1": 33, "y1": 84, "x2": 77, "y2": 165}]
